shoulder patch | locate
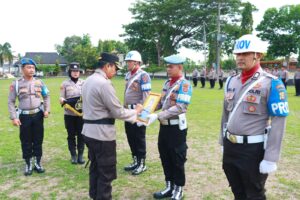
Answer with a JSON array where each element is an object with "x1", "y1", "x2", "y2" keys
[
  {"x1": 176, "y1": 80, "x2": 192, "y2": 104},
  {"x1": 267, "y1": 78, "x2": 289, "y2": 116}
]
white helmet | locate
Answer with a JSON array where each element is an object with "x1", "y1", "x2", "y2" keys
[
  {"x1": 125, "y1": 50, "x2": 142, "y2": 62},
  {"x1": 233, "y1": 34, "x2": 268, "y2": 54}
]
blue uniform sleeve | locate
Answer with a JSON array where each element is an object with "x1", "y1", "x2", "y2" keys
[
  {"x1": 140, "y1": 73, "x2": 151, "y2": 91},
  {"x1": 176, "y1": 80, "x2": 192, "y2": 104},
  {"x1": 40, "y1": 80, "x2": 49, "y2": 97},
  {"x1": 267, "y1": 79, "x2": 289, "y2": 116}
]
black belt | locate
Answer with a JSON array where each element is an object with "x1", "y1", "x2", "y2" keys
[{"x1": 83, "y1": 118, "x2": 115, "y2": 125}]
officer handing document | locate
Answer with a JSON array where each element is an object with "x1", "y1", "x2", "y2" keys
[
  {"x1": 8, "y1": 58, "x2": 50, "y2": 176},
  {"x1": 220, "y1": 34, "x2": 288, "y2": 199},
  {"x1": 81, "y1": 52, "x2": 143, "y2": 200}
]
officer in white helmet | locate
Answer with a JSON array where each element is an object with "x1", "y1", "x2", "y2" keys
[
  {"x1": 220, "y1": 34, "x2": 288, "y2": 199},
  {"x1": 123, "y1": 50, "x2": 152, "y2": 175}
]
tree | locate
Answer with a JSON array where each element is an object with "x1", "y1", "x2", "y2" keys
[
  {"x1": 0, "y1": 42, "x2": 13, "y2": 74},
  {"x1": 256, "y1": 5, "x2": 300, "y2": 63},
  {"x1": 239, "y1": 2, "x2": 255, "y2": 36},
  {"x1": 56, "y1": 34, "x2": 98, "y2": 69},
  {"x1": 97, "y1": 40, "x2": 128, "y2": 54},
  {"x1": 122, "y1": 0, "x2": 243, "y2": 66}
]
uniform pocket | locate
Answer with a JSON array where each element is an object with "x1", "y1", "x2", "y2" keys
[
  {"x1": 242, "y1": 94, "x2": 262, "y2": 115},
  {"x1": 174, "y1": 143, "x2": 188, "y2": 167}
]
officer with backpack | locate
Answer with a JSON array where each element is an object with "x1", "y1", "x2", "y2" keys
[{"x1": 8, "y1": 58, "x2": 50, "y2": 176}]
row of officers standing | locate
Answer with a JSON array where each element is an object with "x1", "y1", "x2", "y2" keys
[
  {"x1": 7, "y1": 52, "x2": 191, "y2": 200},
  {"x1": 192, "y1": 67, "x2": 225, "y2": 89},
  {"x1": 7, "y1": 33, "x2": 291, "y2": 200}
]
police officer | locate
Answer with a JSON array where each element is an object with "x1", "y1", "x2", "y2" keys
[
  {"x1": 220, "y1": 34, "x2": 288, "y2": 200},
  {"x1": 146, "y1": 54, "x2": 192, "y2": 200},
  {"x1": 59, "y1": 62, "x2": 85, "y2": 164},
  {"x1": 8, "y1": 58, "x2": 50, "y2": 176},
  {"x1": 82, "y1": 52, "x2": 143, "y2": 200},
  {"x1": 272, "y1": 66, "x2": 280, "y2": 77},
  {"x1": 280, "y1": 65, "x2": 289, "y2": 88},
  {"x1": 218, "y1": 68, "x2": 224, "y2": 89},
  {"x1": 123, "y1": 50, "x2": 151, "y2": 175},
  {"x1": 208, "y1": 67, "x2": 216, "y2": 88},
  {"x1": 200, "y1": 67, "x2": 206, "y2": 88},
  {"x1": 294, "y1": 66, "x2": 300, "y2": 96},
  {"x1": 192, "y1": 68, "x2": 199, "y2": 87}
]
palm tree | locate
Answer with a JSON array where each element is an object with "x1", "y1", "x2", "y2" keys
[{"x1": 0, "y1": 42, "x2": 13, "y2": 75}]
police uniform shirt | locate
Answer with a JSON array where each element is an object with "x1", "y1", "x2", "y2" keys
[
  {"x1": 124, "y1": 69, "x2": 151, "y2": 106},
  {"x1": 208, "y1": 70, "x2": 216, "y2": 79},
  {"x1": 157, "y1": 78, "x2": 192, "y2": 120},
  {"x1": 219, "y1": 70, "x2": 224, "y2": 78},
  {"x1": 280, "y1": 69, "x2": 288, "y2": 79},
  {"x1": 192, "y1": 69, "x2": 199, "y2": 78},
  {"x1": 8, "y1": 77, "x2": 50, "y2": 119},
  {"x1": 220, "y1": 68, "x2": 288, "y2": 162},
  {"x1": 60, "y1": 79, "x2": 84, "y2": 116},
  {"x1": 272, "y1": 69, "x2": 280, "y2": 77},
  {"x1": 200, "y1": 69, "x2": 206, "y2": 78},
  {"x1": 294, "y1": 71, "x2": 300, "y2": 79},
  {"x1": 82, "y1": 69, "x2": 137, "y2": 141}
]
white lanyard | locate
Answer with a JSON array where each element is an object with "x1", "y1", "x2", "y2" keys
[
  {"x1": 125, "y1": 70, "x2": 143, "y2": 94},
  {"x1": 162, "y1": 78, "x2": 183, "y2": 108},
  {"x1": 227, "y1": 76, "x2": 266, "y2": 126}
]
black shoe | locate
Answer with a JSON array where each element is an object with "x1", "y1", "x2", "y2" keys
[
  {"x1": 77, "y1": 153, "x2": 85, "y2": 165},
  {"x1": 34, "y1": 163, "x2": 45, "y2": 173},
  {"x1": 132, "y1": 158, "x2": 147, "y2": 175},
  {"x1": 153, "y1": 181, "x2": 173, "y2": 199},
  {"x1": 171, "y1": 185, "x2": 183, "y2": 200},
  {"x1": 24, "y1": 159, "x2": 33, "y2": 176},
  {"x1": 124, "y1": 156, "x2": 138, "y2": 171},
  {"x1": 71, "y1": 155, "x2": 77, "y2": 164}
]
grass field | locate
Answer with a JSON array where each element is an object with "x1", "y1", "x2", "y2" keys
[{"x1": 0, "y1": 77, "x2": 299, "y2": 200}]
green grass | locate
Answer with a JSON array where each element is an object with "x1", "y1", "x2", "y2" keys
[{"x1": 0, "y1": 77, "x2": 299, "y2": 199}]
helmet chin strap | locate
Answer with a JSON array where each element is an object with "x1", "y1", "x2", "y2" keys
[{"x1": 252, "y1": 52, "x2": 257, "y2": 66}]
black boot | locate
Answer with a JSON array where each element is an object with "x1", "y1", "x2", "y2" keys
[
  {"x1": 153, "y1": 181, "x2": 173, "y2": 199},
  {"x1": 132, "y1": 158, "x2": 147, "y2": 175},
  {"x1": 71, "y1": 154, "x2": 77, "y2": 164},
  {"x1": 171, "y1": 185, "x2": 183, "y2": 200},
  {"x1": 124, "y1": 156, "x2": 138, "y2": 171},
  {"x1": 24, "y1": 158, "x2": 33, "y2": 176},
  {"x1": 33, "y1": 157, "x2": 45, "y2": 173},
  {"x1": 77, "y1": 152, "x2": 85, "y2": 165}
]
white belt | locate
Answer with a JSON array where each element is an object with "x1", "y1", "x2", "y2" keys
[
  {"x1": 126, "y1": 104, "x2": 136, "y2": 109},
  {"x1": 160, "y1": 119, "x2": 179, "y2": 126},
  {"x1": 21, "y1": 108, "x2": 41, "y2": 115},
  {"x1": 226, "y1": 131, "x2": 264, "y2": 144}
]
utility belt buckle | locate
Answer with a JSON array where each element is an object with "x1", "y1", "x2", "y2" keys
[
  {"x1": 227, "y1": 132, "x2": 238, "y2": 144},
  {"x1": 21, "y1": 108, "x2": 40, "y2": 115}
]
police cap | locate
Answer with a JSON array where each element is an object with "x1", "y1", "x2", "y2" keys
[
  {"x1": 69, "y1": 62, "x2": 81, "y2": 71},
  {"x1": 97, "y1": 52, "x2": 122, "y2": 70},
  {"x1": 21, "y1": 58, "x2": 37, "y2": 67},
  {"x1": 164, "y1": 54, "x2": 186, "y2": 65}
]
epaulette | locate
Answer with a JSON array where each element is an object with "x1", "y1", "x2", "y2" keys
[{"x1": 263, "y1": 72, "x2": 278, "y2": 80}]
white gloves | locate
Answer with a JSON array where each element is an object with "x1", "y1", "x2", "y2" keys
[
  {"x1": 136, "y1": 121, "x2": 144, "y2": 127},
  {"x1": 259, "y1": 160, "x2": 277, "y2": 174},
  {"x1": 136, "y1": 113, "x2": 158, "y2": 127},
  {"x1": 147, "y1": 113, "x2": 158, "y2": 126}
]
